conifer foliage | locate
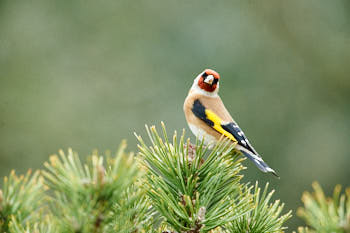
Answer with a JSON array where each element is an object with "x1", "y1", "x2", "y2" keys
[
  {"x1": 0, "y1": 123, "x2": 294, "y2": 232},
  {"x1": 135, "y1": 123, "x2": 251, "y2": 232},
  {"x1": 296, "y1": 182, "x2": 350, "y2": 233},
  {"x1": 134, "y1": 123, "x2": 291, "y2": 232},
  {"x1": 0, "y1": 170, "x2": 44, "y2": 233}
]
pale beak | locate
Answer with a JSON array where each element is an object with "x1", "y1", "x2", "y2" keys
[{"x1": 204, "y1": 75, "x2": 214, "y2": 85}]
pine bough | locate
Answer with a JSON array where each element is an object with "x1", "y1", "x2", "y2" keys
[{"x1": 0, "y1": 123, "x2": 296, "y2": 232}]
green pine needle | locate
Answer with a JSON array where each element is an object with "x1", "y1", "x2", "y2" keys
[
  {"x1": 41, "y1": 141, "x2": 142, "y2": 232},
  {"x1": 0, "y1": 170, "x2": 45, "y2": 232},
  {"x1": 135, "y1": 123, "x2": 251, "y2": 232},
  {"x1": 227, "y1": 182, "x2": 292, "y2": 233},
  {"x1": 0, "y1": 122, "x2": 295, "y2": 233},
  {"x1": 297, "y1": 182, "x2": 350, "y2": 233}
]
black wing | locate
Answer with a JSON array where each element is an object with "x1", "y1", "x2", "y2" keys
[
  {"x1": 191, "y1": 99, "x2": 214, "y2": 127},
  {"x1": 191, "y1": 99, "x2": 277, "y2": 175},
  {"x1": 221, "y1": 122, "x2": 258, "y2": 155},
  {"x1": 192, "y1": 99, "x2": 257, "y2": 154}
]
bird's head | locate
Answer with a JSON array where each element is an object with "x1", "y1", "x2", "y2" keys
[{"x1": 192, "y1": 69, "x2": 220, "y2": 95}]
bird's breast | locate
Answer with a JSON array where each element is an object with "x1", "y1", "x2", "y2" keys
[{"x1": 188, "y1": 123, "x2": 217, "y2": 148}]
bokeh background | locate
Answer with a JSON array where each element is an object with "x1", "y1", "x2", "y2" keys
[{"x1": 1, "y1": 0, "x2": 349, "y2": 230}]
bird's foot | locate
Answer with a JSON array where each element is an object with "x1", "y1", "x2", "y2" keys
[
  {"x1": 185, "y1": 142, "x2": 197, "y2": 163},
  {"x1": 184, "y1": 142, "x2": 206, "y2": 167}
]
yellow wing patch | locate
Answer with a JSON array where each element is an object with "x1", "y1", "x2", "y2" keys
[{"x1": 205, "y1": 109, "x2": 237, "y2": 142}]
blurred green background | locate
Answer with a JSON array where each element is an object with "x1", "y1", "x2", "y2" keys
[{"x1": 1, "y1": 0, "x2": 349, "y2": 230}]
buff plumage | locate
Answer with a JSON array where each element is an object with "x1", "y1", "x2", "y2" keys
[{"x1": 184, "y1": 69, "x2": 278, "y2": 177}]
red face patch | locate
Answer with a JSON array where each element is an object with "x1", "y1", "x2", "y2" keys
[{"x1": 198, "y1": 77, "x2": 218, "y2": 92}]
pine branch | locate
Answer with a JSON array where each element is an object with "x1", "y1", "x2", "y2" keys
[
  {"x1": 0, "y1": 170, "x2": 45, "y2": 232},
  {"x1": 8, "y1": 214, "x2": 59, "y2": 233},
  {"x1": 0, "y1": 122, "x2": 293, "y2": 232},
  {"x1": 297, "y1": 182, "x2": 350, "y2": 233},
  {"x1": 226, "y1": 182, "x2": 292, "y2": 233},
  {"x1": 41, "y1": 140, "x2": 144, "y2": 233},
  {"x1": 106, "y1": 184, "x2": 155, "y2": 233},
  {"x1": 295, "y1": 227, "x2": 315, "y2": 233},
  {"x1": 135, "y1": 123, "x2": 252, "y2": 232}
]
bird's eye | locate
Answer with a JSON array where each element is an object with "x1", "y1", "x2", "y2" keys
[
  {"x1": 213, "y1": 78, "x2": 219, "y2": 84},
  {"x1": 202, "y1": 72, "x2": 208, "y2": 78}
]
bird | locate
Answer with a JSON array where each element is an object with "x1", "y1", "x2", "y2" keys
[{"x1": 183, "y1": 68, "x2": 278, "y2": 177}]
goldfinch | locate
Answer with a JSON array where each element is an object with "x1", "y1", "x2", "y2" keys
[{"x1": 183, "y1": 69, "x2": 278, "y2": 177}]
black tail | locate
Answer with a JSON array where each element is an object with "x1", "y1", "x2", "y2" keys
[{"x1": 239, "y1": 146, "x2": 279, "y2": 178}]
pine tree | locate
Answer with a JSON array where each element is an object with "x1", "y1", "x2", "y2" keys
[{"x1": 0, "y1": 123, "x2": 293, "y2": 232}]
